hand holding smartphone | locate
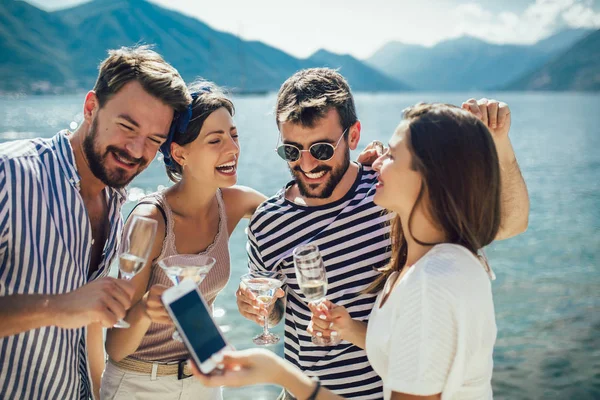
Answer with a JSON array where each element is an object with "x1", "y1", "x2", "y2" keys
[{"x1": 162, "y1": 278, "x2": 231, "y2": 374}]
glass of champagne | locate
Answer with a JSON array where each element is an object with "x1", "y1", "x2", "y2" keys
[
  {"x1": 240, "y1": 271, "x2": 284, "y2": 346},
  {"x1": 293, "y1": 244, "x2": 341, "y2": 346},
  {"x1": 158, "y1": 255, "x2": 216, "y2": 341},
  {"x1": 114, "y1": 215, "x2": 158, "y2": 328}
]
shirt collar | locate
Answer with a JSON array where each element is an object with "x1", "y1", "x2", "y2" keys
[{"x1": 53, "y1": 130, "x2": 128, "y2": 202}]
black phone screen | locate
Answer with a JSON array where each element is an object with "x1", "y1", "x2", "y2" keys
[{"x1": 169, "y1": 290, "x2": 227, "y2": 363}]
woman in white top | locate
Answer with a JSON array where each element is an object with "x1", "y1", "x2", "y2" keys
[{"x1": 188, "y1": 101, "x2": 524, "y2": 399}]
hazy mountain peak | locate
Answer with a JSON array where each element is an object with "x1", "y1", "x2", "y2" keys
[
  {"x1": 90, "y1": 0, "x2": 142, "y2": 6},
  {"x1": 304, "y1": 49, "x2": 411, "y2": 91},
  {"x1": 534, "y1": 28, "x2": 594, "y2": 52},
  {"x1": 366, "y1": 28, "x2": 596, "y2": 91},
  {"x1": 505, "y1": 29, "x2": 600, "y2": 91},
  {"x1": 309, "y1": 48, "x2": 355, "y2": 61},
  {"x1": 309, "y1": 48, "x2": 339, "y2": 58},
  {"x1": 435, "y1": 35, "x2": 489, "y2": 49}
]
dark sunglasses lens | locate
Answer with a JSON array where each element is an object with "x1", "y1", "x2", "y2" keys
[
  {"x1": 310, "y1": 143, "x2": 335, "y2": 161},
  {"x1": 277, "y1": 145, "x2": 300, "y2": 161}
]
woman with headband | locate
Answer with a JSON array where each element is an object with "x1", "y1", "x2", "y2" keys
[{"x1": 100, "y1": 81, "x2": 266, "y2": 400}]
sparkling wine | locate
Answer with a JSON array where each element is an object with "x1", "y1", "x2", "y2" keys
[
  {"x1": 119, "y1": 253, "x2": 146, "y2": 278},
  {"x1": 300, "y1": 280, "x2": 327, "y2": 301}
]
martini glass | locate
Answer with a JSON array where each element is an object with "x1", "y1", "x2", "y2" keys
[
  {"x1": 158, "y1": 255, "x2": 216, "y2": 341},
  {"x1": 240, "y1": 271, "x2": 284, "y2": 346}
]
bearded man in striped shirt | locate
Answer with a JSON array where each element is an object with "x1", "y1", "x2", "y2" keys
[
  {"x1": 236, "y1": 68, "x2": 392, "y2": 399},
  {"x1": 0, "y1": 46, "x2": 191, "y2": 399}
]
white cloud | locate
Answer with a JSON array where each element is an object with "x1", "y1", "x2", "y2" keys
[
  {"x1": 453, "y1": 0, "x2": 600, "y2": 45},
  {"x1": 563, "y1": 3, "x2": 600, "y2": 26}
]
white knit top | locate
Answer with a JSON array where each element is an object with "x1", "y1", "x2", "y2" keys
[{"x1": 366, "y1": 243, "x2": 497, "y2": 400}]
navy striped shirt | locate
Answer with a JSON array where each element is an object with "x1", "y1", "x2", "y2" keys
[
  {"x1": 247, "y1": 164, "x2": 392, "y2": 399},
  {"x1": 0, "y1": 130, "x2": 126, "y2": 399}
]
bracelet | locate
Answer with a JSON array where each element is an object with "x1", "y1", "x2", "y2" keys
[{"x1": 306, "y1": 379, "x2": 321, "y2": 400}]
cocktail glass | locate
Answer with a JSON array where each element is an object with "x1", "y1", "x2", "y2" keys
[
  {"x1": 240, "y1": 271, "x2": 284, "y2": 346},
  {"x1": 159, "y1": 255, "x2": 216, "y2": 341}
]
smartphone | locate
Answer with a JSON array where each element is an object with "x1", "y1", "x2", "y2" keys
[{"x1": 162, "y1": 278, "x2": 230, "y2": 374}]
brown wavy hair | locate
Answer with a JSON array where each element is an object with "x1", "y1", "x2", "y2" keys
[
  {"x1": 94, "y1": 45, "x2": 190, "y2": 114},
  {"x1": 275, "y1": 68, "x2": 357, "y2": 136},
  {"x1": 367, "y1": 103, "x2": 501, "y2": 293}
]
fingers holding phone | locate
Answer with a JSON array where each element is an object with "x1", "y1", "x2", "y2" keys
[{"x1": 162, "y1": 279, "x2": 230, "y2": 375}]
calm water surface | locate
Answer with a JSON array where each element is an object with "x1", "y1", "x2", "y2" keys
[{"x1": 1, "y1": 92, "x2": 598, "y2": 399}]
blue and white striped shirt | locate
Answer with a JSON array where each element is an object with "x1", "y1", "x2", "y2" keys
[
  {"x1": 0, "y1": 130, "x2": 126, "y2": 399},
  {"x1": 247, "y1": 165, "x2": 392, "y2": 399}
]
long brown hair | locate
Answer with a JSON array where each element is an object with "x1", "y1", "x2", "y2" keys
[{"x1": 368, "y1": 103, "x2": 502, "y2": 293}]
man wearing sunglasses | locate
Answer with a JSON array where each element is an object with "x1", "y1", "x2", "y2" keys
[{"x1": 236, "y1": 68, "x2": 391, "y2": 399}]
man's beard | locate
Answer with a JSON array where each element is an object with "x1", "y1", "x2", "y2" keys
[
  {"x1": 290, "y1": 150, "x2": 351, "y2": 199},
  {"x1": 82, "y1": 118, "x2": 146, "y2": 189}
]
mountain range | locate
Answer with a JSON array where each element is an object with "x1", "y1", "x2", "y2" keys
[
  {"x1": 0, "y1": 0, "x2": 598, "y2": 93},
  {"x1": 503, "y1": 29, "x2": 600, "y2": 91},
  {"x1": 0, "y1": 0, "x2": 408, "y2": 93},
  {"x1": 366, "y1": 29, "x2": 596, "y2": 91}
]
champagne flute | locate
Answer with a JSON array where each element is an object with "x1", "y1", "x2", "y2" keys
[
  {"x1": 240, "y1": 271, "x2": 284, "y2": 345},
  {"x1": 293, "y1": 244, "x2": 341, "y2": 346},
  {"x1": 113, "y1": 215, "x2": 158, "y2": 328},
  {"x1": 158, "y1": 255, "x2": 216, "y2": 341}
]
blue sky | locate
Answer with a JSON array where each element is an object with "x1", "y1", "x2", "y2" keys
[{"x1": 26, "y1": 0, "x2": 600, "y2": 58}]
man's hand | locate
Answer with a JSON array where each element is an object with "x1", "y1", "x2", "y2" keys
[
  {"x1": 356, "y1": 140, "x2": 385, "y2": 166},
  {"x1": 236, "y1": 283, "x2": 285, "y2": 326},
  {"x1": 462, "y1": 98, "x2": 511, "y2": 141},
  {"x1": 462, "y1": 97, "x2": 529, "y2": 239},
  {"x1": 141, "y1": 284, "x2": 172, "y2": 325},
  {"x1": 52, "y1": 277, "x2": 135, "y2": 329}
]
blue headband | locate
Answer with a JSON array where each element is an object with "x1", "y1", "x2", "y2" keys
[{"x1": 160, "y1": 85, "x2": 212, "y2": 167}]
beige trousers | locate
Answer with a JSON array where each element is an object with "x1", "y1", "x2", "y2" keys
[{"x1": 100, "y1": 360, "x2": 222, "y2": 400}]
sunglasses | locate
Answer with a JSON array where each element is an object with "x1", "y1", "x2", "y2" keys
[{"x1": 275, "y1": 128, "x2": 348, "y2": 162}]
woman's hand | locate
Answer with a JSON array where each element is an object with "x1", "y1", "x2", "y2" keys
[
  {"x1": 189, "y1": 349, "x2": 282, "y2": 387},
  {"x1": 307, "y1": 300, "x2": 354, "y2": 341},
  {"x1": 141, "y1": 284, "x2": 172, "y2": 325},
  {"x1": 191, "y1": 349, "x2": 343, "y2": 399},
  {"x1": 308, "y1": 300, "x2": 368, "y2": 348}
]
